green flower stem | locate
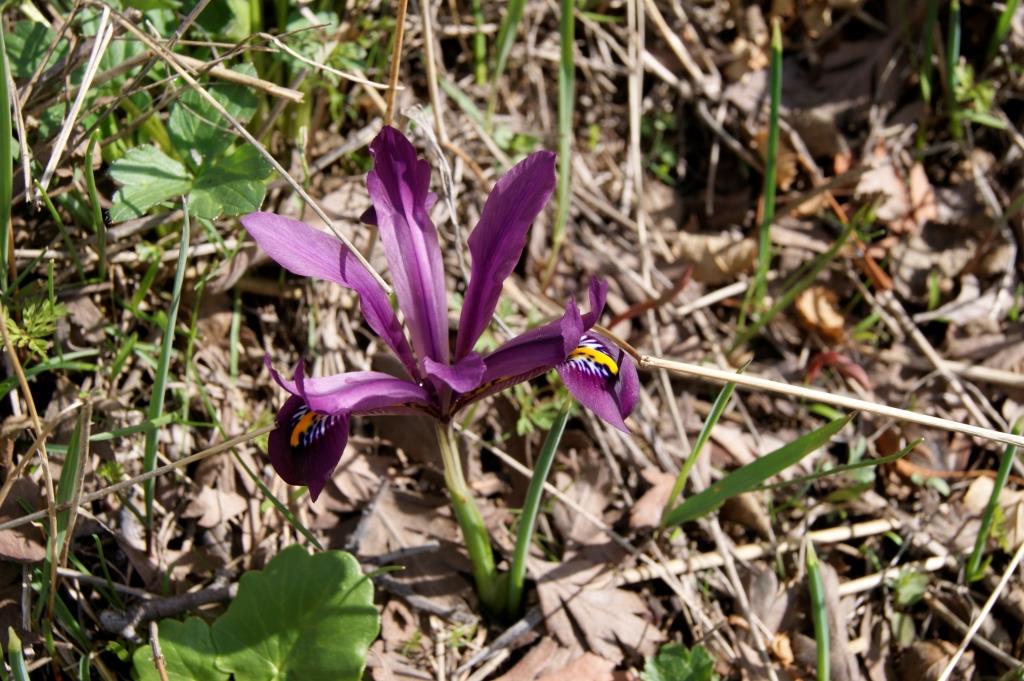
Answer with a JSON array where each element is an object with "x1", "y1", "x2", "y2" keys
[
  {"x1": 507, "y1": 401, "x2": 571, "y2": 616},
  {"x1": 435, "y1": 423, "x2": 503, "y2": 614}
]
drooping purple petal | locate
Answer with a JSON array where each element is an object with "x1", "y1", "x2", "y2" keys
[
  {"x1": 267, "y1": 357, "x2": 436, "y2": 418},
  {"x1": 367, "y1": 127, "x2": 449, "y2": 366},
  {"x1": 424, "y1": 352, "x2": 486, "y2": 393},
  {"x1": 557, "y1": 332, "x2": 638, "y2": 433},
  {"x1": 241, "y1": 212, "x2": 418, "y2": 379},
  {"x1": 454, "y1": 151, "x2": 556, "y2": 359},
  {"x1": 267, "y1": 395, "x2": 350, "y2": 501}
]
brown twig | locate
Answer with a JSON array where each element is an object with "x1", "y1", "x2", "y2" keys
[
  {"x1": 0, "y1": 305, "x2": 59, "y2": 619},
  {"x1": 384, "y1": 0, "x2": 410, "y2": 126}
]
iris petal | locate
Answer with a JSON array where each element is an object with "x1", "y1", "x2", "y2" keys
[
  {"x1": 557, "y1": 332, "x2": 638, "y2": 433},
  {"x1": 241, "y1": 212, "x2": 418, "y2": 379},
  {"x1": 455, "y1": 151, "x2": 556, "y2": 359},
  {"x1": 268, "y1": 395, "x2": 350, "y2": 501},
  {"x1": 366, "y1": 126, "x2": 450, "y2": 367}
]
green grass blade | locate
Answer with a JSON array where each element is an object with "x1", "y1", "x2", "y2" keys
[
  {"x1": 660, "y1": 381, "x2": 736, "y2": 527},
  {"x1": 143, "y1": 204, "x2": 190, "y2": 532},
  {"x1": 84, "y1": 133, "x2": 107, "y2": 281},
  {"x1": 231, "y1": 451, "x2": 323, "y2": 551},
  {"x1": 487, "y1": 0, "x2": 527, "y2": 122},
  {"x1": 507, "y1": 401, "x2": 570, "y2": 616},
  {"x1": 89, "y1": 414, "x2": 175, "y2": 442},
  {"x1": 54, "y1": 402, "x2": 91, "y2": 567},
  {"x1": 6, "y1": 627, "x2": 28, "y2": 681},
  {"x1": 0, "y1": 350, "x2": 99, "y2": 402},
  {"x1": 756, "y1": 438, "x2": 919, "y2": 492},
  {"x1": 0, "y1": 28, "x2": 12, "y2": 292},
  {"x1": 986, "y1": 0, "x2": 1020, "y2": 65},
  {"x1": 731, "y1": 222, "x2": 852, "y2": 352},
  {"x1": 34, "y1": 180, "x2": 86, "y2": 282},
  {"x1": 919, "y1": 0, "x2": 939, "y2": 104},
  {"x1": 807, "y1": 542, "x2": 830, "y2": 681},
  {"x1": 946, "y1": 0, "x2": 962, "y2": 140},
  {"x1": 662, "y1": 414, "x2": 853, "y2": 527},
  {"x1": 471, "y1": 0, "x2": 487, "y2": 85},
  {"x1": 741, "y1": 18, "x2": 782, "y2": 327},
  {"x1": 543, "y1": 0, "x2": 575, "y2": 282},
  {"x1": 966, "y1": 421, "x2": 1023, "y2": 582}
]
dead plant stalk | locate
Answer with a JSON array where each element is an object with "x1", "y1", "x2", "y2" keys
[{"x1": 638, "y1": 355, "x2": 1024, "y2": 449}]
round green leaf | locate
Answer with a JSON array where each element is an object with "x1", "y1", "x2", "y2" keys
[
  {"x1": 211, "y1": 546, "x2": 379, "y2": 681},
  {"x1": 132, "y1": 617, "x2": 227, "y2": 681}
]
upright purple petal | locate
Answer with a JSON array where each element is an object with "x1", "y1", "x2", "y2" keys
[
  {"x1": 268, "y1": 395, "x2": 350, "y2": 501},
  {"x1": 241, "y1": 212, "x2": 418, "y2": 379},
  {"x1": 581, "y1": 278, "x2": 609, "y2": 328},
  {"x1": 454, "y1": 151, "x2": 556, "y2": 359},
  {"x1": 367, "y1": 127, "x2": 449, "y2": 366},
  {"x1": 557, "y1": 332, "x2": 638, "y2": 433},
  {"x1": 424, "y1": 353, "x2": 486, "y2": 393}
]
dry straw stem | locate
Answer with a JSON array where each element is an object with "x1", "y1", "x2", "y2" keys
[
  {"x1": 0, "y1": 425, "x2": 274, "y2": 534},
  {"x1": 615, "y1": 517, "x2": 901, "y2": 586},
  {"x1": 638, "y1": 355, "x2": 1024, "y2": 449},
  {"x1": 0, "y1": 306, "x2": 59, "y2": 575},
  {"x1": 37, "y1": 6, "x2": 114, "y2": 197},
  {"x1": 936, "y1": 539, "x2": 1024, "y2": 681},
  {"x1": 174, "y1": 53, "x2": 304, "y2": 101},
  {"x1": 383, "y1": 0, "x2": 410, "y2": 126},
  {"x1": 97, "y1": 3, "x2": 390, "y2": 291}
]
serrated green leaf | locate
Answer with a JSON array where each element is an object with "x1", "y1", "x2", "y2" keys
[
  {"x1": 168, "y1": 66, "x2": 258, "y2": 164},
  {"x1": 661, "y1": 415, "x2": 853, "y2": 527},
  {"x1": 211, "y1": 546, "x2": 379, "y2": 681},
  {"x1": 189, "y1": 145, "x2": 271, "y2": 220},
  {"x1": 109, "y1": 146, "x2": 191, "y2": 222},
  {"x1": 4, "y1": 22, "x2": 68, "y2": 78},
  {"x1": 133, "y1": 617, "x2": 227, "y2": 681},
  {"x1": 642, "y1": 643, "x2": 719, "y2": 681}
]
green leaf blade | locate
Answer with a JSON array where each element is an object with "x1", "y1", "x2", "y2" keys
[
  {"x1": 642, "y1": 643, "x2": 719, "y2": 681},
  {"x1": 109, "y1": 146, "x2": 191, "y2": 222},
  {"x1": 167, "y1": 66, "x2": 259, "y2": 164},
  {"x1": 211, "y1": 546, "x2": 379, "y2": 681},
  {"x1": 133, "y1": 617, "x2": 228, "y2": 681},
  {"x1": 189, "y1": 145, "x2": 272, "y2": 220},
  {"x1": 662, "y1": 414, "x2": 853, "y2": 528}
]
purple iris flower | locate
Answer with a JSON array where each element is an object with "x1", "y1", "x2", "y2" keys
[{"x1": 241, "y1": 126, "x2": 639, "y2": 500}]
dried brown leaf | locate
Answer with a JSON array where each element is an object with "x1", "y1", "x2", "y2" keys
[
  {"x1": 897, "y1": 640, "x2": 972, "y2": 681},
  {"x1": 795, "y1": 285, "x2": 845, "y2": 342},
  {"x1": 628, "y1": 469, "x2": 675, "y2": 531},
  {"x1": 183, "y1": 486, "x2": 248, "y2": 529},
  {"x1": 673, "y1": 231, "x2": 757, "y2": 285},
  {"x1": 535, "y1": 559, "x2": 665, "y2": 664},
  {"x1": 537, "y1": 652, "x2": 616, "y2": 681},
  {"x1": 0, "y1": 479, "x2": 46, "y2": 562}
]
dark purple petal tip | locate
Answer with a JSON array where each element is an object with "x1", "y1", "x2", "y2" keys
[
  {"x1": 267, "y1": 395, "x2": 350, "y2": 501},
  {"x1": 557, "y1": 332, "x2": 638, "y2": 433}
]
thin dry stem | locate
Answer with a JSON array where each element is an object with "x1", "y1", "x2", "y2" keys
[
  {"x1": 0, "y1": 425, "x2": 274, "y2": 534},
  {"x1": 100, "y1": 4, "x2": 390, "y2": 291},
  {"x1": 638, "y1": 355, "x2": 1024, "y2": 449},
  {"x1": 0, "y1": 305, "x2": 59, "y2": 619},
  {"x1": 936, "y1": 540, "x2": 1024, "y2": 681},
  {"x1": 384, "y1": 0, "x2": 410, "y2": 126}
]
